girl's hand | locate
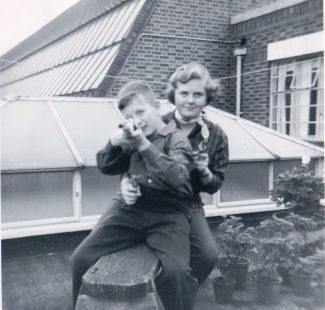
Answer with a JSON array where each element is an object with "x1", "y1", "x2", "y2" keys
[{"x1": 193, "y1": 152, "x2": 209, "y2": 174}]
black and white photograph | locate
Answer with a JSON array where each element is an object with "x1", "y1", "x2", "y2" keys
[{"x1": 0, "y1": 0, "x2": 324, "y2": 309}]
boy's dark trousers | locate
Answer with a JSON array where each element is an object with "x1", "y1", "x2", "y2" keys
[
  {"x1": 96, "y1": 197, "x2": 218, "y2": 286},
  {"x1": 71, "y1": 200, "x2": 197, "y2": 310}
]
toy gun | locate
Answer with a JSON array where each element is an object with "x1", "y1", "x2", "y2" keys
[
  {"x1": 118, "y1": 117, "x2": 138, "y2": 137},
  {"x1": 192, "y1": 120, "x2": 209, "y2": 157},
  {"x1": 192, "y1": 141, "x2": 208, "y2": 159},
  {"x1": 125, "y1": 173, "x2": 143, "y2": 188}
]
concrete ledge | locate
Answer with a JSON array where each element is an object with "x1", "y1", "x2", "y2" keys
[
  {"x1": 231, "y1": 0, "x2": 308, "y2": 24},
  {"x1": 267, "y1": 31, "x2": 324, "y2": 61}
]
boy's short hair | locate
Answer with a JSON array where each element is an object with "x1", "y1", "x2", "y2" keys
[
  {"x1": 166, "y1": 63, "x2": 219, "y2": 105},
  {"x1": 117, "y1": 81, "x2": 156, "y2": 110}
]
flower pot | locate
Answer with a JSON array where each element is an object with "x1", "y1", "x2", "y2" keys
[
  {"x1": 219, "y1": 257, "x2": 250, "y2": 290},
  {"x1": 212, "y1": 277, "x2": 235, "y2": 304},
  {"x1": 256, "y1": 276, "x2": 283, "y2": 305},
  {"x1": 277, "y1": 266, "x2": 291, "y2": 286},
  {"x1": 272, "y1": 210, "x2": 291, "y2": 220},
  {"x1": 313, "y1": 283, "x2": 325, "y2": 305},
  {"x1": 230, "y1": 257, "x2": 250, "y2": 290},
  {"x1": 289, "y1": 269, "x2": 313, "y2": 297}
]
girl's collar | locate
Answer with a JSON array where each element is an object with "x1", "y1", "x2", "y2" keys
[{"x1": 174, "y1": 110, "x2": 201, "y2": 124}]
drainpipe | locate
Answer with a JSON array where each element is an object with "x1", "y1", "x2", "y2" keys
[{"x1": 234, "y1": 47, "x2": 247, "y2": 117}]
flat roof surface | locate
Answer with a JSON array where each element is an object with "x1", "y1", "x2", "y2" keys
[{"x1": 2, "y1": 228, "x2": 323, "y2": 310}]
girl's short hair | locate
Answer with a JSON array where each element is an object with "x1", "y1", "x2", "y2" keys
[
  {"x1": 117, "y1": 80, "x2": 156, "y2": 110},
  {"x1": 166, "y1": 63, "x2": 219, "y2": 105}
]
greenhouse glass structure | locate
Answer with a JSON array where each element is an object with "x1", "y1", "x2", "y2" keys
[{"x1": 1, "y1": 97, "x2": 324, "y2": 239}]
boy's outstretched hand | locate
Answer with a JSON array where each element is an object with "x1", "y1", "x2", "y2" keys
[
  {"x1": 111, "y1": 118, "x2": 150, "y2": 151},
  {"x1": 127, "y1": 127, "x2": 150, "y2": 151},
  {"x1": 110, "y1": 127, "x2": 129, "y2": 146}
]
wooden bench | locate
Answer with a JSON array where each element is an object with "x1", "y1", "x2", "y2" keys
[{"x1": 76, "y1": 244, "x2": 164, "y2": 310}]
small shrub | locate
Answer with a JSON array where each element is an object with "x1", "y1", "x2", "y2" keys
[
  {"x1": 246, "y1": 218, "x2": 295, "y2": 282},
  {"x1": 272, "y1": 158, "x2": 324, "y2": 215},
  {"x1": 284, "y1": 213, "x2": 322, "y2": 274},
  {"x1": 310, "y1": 249, "x2": 325, "y2": 286},
  {"x1": 214, "y1": 216, "x2": 253, "y2": 284},
  {"x1": 215, "y1": 216, "x2": 252, "y2": 265}
]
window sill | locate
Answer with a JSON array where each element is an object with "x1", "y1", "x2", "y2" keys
[
  {"x1": 2, "y1": 202, "x2": 286, "y2": 239},
  {"x1": 204, "y1": 201, "x2": 284, "y2": 217},
  {"x1": 1, "y1": 216, "x2": 100, "y2": 240}
]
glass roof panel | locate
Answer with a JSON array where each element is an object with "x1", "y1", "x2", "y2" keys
[
  {"x1": 239, "y1": 119, "x2": 324, "y2": 159},
  {"x1": 1, "y1": 98, "x2": 77, "y2": 171},
  {"x1": 52, "y1": 98, "x2": 123, "y2": 166},
  {"x1": 1, "y1": 98, "x2": 323, "y2": 172},
  {"x1": 205, "y1": 107, "x2": 275, "y2": 161}
]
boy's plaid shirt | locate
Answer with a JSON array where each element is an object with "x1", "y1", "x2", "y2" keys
[{"x1": 97, "y1": 119, "x2": 193, "y2": 199}]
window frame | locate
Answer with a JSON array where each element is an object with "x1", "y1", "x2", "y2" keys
[
  {"x1": 203, "y1": 161, "x2": 278, "y2": 216},
  {"x1": 269, "y1": 57, "x2": 324, "y2": 142}
]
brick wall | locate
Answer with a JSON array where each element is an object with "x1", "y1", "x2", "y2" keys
[
  {"x1": 108, "y1": 0, "x2": 282, "y2": 114},
  {"x1": 231, "y1": 0, "x2": 323, "y2": 126}
]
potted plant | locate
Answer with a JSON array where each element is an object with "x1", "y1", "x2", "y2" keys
[
  {"x1": 211, "y1": 261, "x2": 236, "y2": 304},
  {"x1": 246, "y1": 218, "x2": 295, "y2": 305},
  {"x1": 272, "y1": 156, "x2": 324, "y2": 217},
  {"x1": 309, "y1": 249, "x2": 325, "y2": 305},
  {"x1": 214, "y1": 216, "x2": 253, "y2": 290},
  {"x1": 283, "y1": 213, "x2": 322, "y2": 296},
  {"x1": 311, "y1": 265, "x2": 325, "y2": 306}
]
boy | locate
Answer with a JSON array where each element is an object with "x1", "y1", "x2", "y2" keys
[
  {"x1": 122, "y1": 63, "x2": 229, "y2": 289},
  {"x1": 71, "y1": 81, "x2": 197, "y2": 310}
]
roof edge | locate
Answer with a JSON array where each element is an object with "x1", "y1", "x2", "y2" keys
[
  {"x1": 98, "y1": 0, "x2": 159, "y2": 96},
  {"x1": 231, "y1": 0, "x2": 308, "y2": 24}
]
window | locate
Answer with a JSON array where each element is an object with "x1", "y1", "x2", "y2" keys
[
  {"x1": 270, "y1": 58, "x2": 324, "y2": 141},
  {"x1": 1, "y1": 171, "x2": 74, "y2": 223},
  {"x1": 80, "y1": 167, "x2": 120, "y2": 216},
  {"x1": 220, "y1": 162, "x2": 270, "y2": 203}
]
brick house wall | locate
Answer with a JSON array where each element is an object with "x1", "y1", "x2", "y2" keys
[
  {"x1": 231, "y1": 0, "x2": 323, "y2": 126},
  {"x1": 107, "y1": 0, "x2": 281, "y2": 114}
]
